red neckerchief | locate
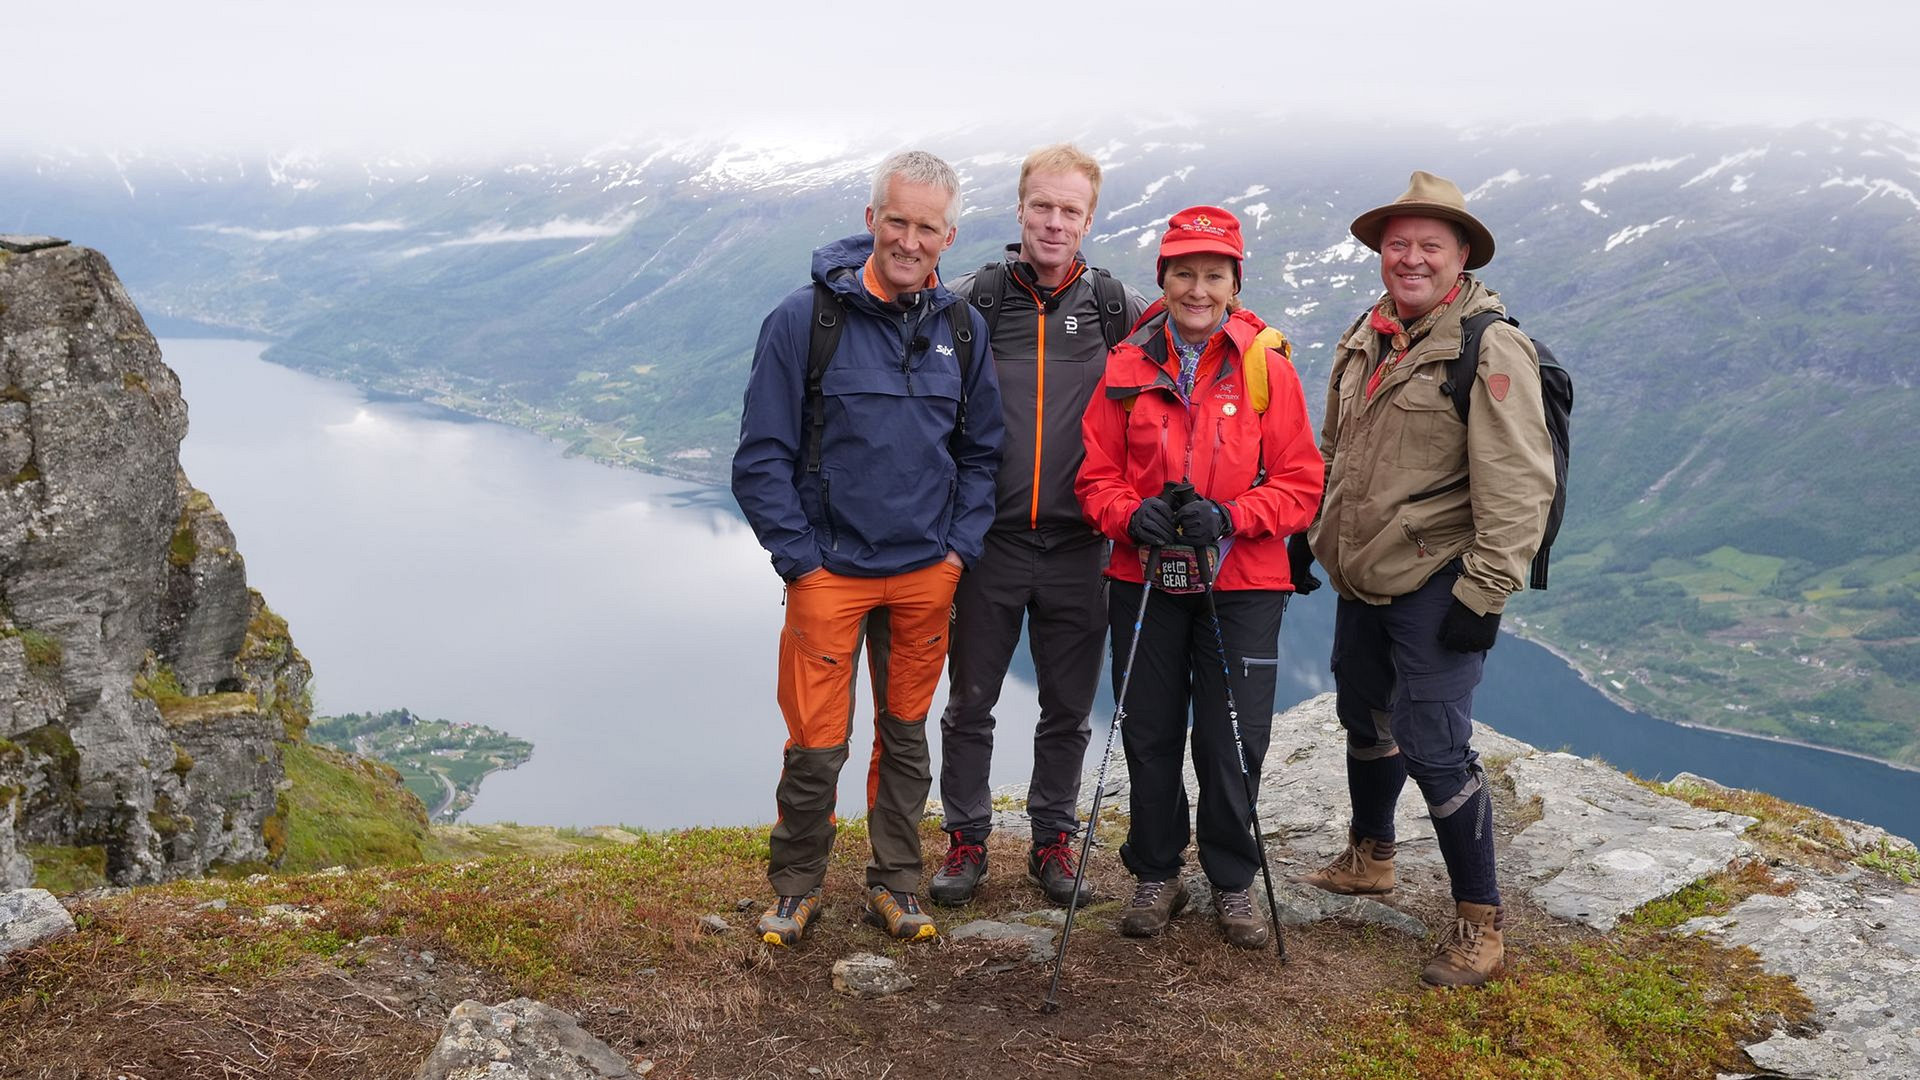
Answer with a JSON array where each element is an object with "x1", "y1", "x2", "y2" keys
[{"x1": 1365, "y1": 278, "x2": 1464, "y2": 399}]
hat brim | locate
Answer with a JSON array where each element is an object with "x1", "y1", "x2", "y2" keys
[
  {"x1": 1158, "y1": 235, "x2": 1243, "y2": 262},
  {"x1": 1350, "y1": 202, "x2": 1495, "y2": 270}
]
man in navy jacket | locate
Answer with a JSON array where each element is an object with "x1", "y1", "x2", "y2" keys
[{"x1": 732, "y1": 149, "x2": 1003, "y2": 946}]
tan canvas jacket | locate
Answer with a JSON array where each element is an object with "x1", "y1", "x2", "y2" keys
[{"x1": 1307, "y1": 276, "x2": 1555, "y2": 615}]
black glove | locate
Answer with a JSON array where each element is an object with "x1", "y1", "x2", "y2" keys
[
  {"x1": 1438, "y1": 599, "x2": 1501, "y2": 653},
  {"x1": 1127, "y1": 496, "x2": 1177, "y2": 546},
  {"x1": 1286, "y1": 533, "x2": 1321, "y2": 596},
  {"x1": 1177, "y1": 498, "x2": 1233, "y2": 544}
]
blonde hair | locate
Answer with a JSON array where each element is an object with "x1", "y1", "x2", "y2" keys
[{"x1": 1018, "y1": 144, "x2": 1103, "y2": 216}]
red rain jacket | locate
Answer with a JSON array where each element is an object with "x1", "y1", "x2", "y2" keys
[{"x1": 1076, "y1": 307, "x2": 1323, "y2": 589}]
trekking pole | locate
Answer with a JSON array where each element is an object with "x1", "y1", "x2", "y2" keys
[
  {"x1": 1193, "y1": 547, "x2": 1288, "y2": 961},
  {"x1": 1041, "y1": 549, "x2": 1159, "y2": 1015}
]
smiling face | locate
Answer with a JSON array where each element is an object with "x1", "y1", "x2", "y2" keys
[
  {"x1": 1017, "y1": 168, "x2": 1095, "y2": 287},
  {"x1": 865, "y1": 177, "x2": 957, "y2": 297},
  {"x1": 1378, "y1": 215, "x2": 1470, "y2": 321},
  {"x1": 1160, "y1": 253, "x2": 1238, "y2": 344}
]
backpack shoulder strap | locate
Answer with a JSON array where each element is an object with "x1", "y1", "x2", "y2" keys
[
  {"x1": 1444, "y1": 310, "x2": 1517, "y2": 424},
  {"x1": 968, "y1": 262, "x2": 1009, "y2": 342},
  {"x1": 946, "y1": 298, "x2": 977, "y2": 444},
  {"x1": 1089, "y1": 266, "x2": 1130, "y2": 350},
  {"x1": 1240, "y1": 326, "x2": 1291, "y2": 415},
  {"x1": 805, "y1": 282, "x2": 846, "y2": 473}
]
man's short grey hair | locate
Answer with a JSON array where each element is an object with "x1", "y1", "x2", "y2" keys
[{"x1": 870, "y1": 150, "x2": 962, "y2": 230}]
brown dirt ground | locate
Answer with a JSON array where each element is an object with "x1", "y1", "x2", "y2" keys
[{"x1": 0, "y1": 774, "x2": 1761, "y2": 1079}]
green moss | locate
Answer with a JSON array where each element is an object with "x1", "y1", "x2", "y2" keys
[
  {"x1": 8, "y1": 462, "x2": 40, "y2": 485},
  {"x1": 19, "y1": 629, "x2": 62, "y2": 671},
  {"x1": 0, "y1": 736, "x2": 22, "y2": 765},
  {"x1": 167, "y1": 525, "x2": 198, "y2": 568},
  {"x1": 277, "y1": 742, "x2": 429, "y2": 872},
  {"x1": 0, "y1": 383, "x2": 27, "y2": 404},
  {"x1": 169, "y1": 744, "x2": 195, "y2": 780},
  {"x1": 121, "y1": 372, "x2": 150, "y2": 394},
  {"x1": 26, "y1": 843, "x2": 108, "y2": 895},
  {"x1": 15, "y1": 724, "x2": 77, "y2": 770},
  {"x1": 1858, "y1": 841, "x2": 1920, "y2": 884}
]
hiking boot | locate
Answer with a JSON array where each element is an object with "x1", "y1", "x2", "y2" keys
[
  {"x1": 756, "y1": 888, "x2": 824, "y2": 947},
  {"x1": 1295, "y1": 833, "x2": 1395, "y2": 895},
  {"x1": 1117, "y1": 876, "x2": 1189, "y2": 938},
  {"x1": 1214, "y1": 887, "x2": 1270, "y2": 949},
  {"x1": 928, "y1": 832, "x2": 987, "y2": 907},
  {"x1": 1027, "y1": 831, "x2": 1093, "y2": 906},
  {"x1": 863, "y1": 885, "x2": 939, "y2": 942},
  {"x1": 1420, "y1": 902, "x2": 1505, "y2": 988}
]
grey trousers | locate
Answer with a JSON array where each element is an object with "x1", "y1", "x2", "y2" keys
[{"x1": 938, "y1": 528, "x2": 1107, "y2": 842}]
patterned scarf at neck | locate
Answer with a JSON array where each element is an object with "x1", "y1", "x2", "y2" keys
[{"x1": 1365, "y1": 277, "x2": 1465, "y2": 399}]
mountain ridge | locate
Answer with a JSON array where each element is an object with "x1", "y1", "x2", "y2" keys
[{"x1": 10, "y1": 117, "x2": 1920, "y2": 761}]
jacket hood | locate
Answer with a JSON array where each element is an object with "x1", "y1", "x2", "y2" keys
[
  {"x1": 812, "y1": 233, "x2": 875, "y2": 291},
  {"x1": 810, "y1": 232, "x2": 956, "y2": 311}
]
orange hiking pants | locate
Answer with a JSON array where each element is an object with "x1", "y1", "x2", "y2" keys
[{"x1": 769, "y1": 559, "x2": 962, "y2": 896}]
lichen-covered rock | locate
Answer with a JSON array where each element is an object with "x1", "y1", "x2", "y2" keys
[
  {"x1": 414, "y1": 998, "x2": 636, "y2": 1080},
  {"x1": 0, "y1": 240, "x2": 309, "y2": 884},
  {"x1": 0, "y1": 887, "x2": 75, "y2": 960}
]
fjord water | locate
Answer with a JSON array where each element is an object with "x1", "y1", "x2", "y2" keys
[{"x1": 166, "y1": 340, "x2": 1920, "y2": 841}]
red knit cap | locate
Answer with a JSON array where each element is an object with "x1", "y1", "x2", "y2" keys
[{"x1": 1156, "y1": 205, "x2": 1243, "y2": 286}]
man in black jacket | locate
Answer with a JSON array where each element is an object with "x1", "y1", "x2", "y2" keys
[{"x1": 930, "y1": 144, "x2": 1145, "y2": 907}]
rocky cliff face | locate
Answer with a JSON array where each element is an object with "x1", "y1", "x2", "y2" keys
[{"x1": 0, "y1": 235, "x2": 309, "y2": 887}]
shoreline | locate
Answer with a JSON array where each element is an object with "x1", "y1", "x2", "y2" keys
[
  {"x1": 198, "y1": 337, "x2": 1920, "y2": 781},
  {"x1": 1510, "y1": 626, "x2": 1920, "y2": 778}
]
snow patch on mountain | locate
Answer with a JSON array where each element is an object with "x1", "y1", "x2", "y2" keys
[
  {"x1": 1243, "y1": 202, "x2": 1271, "y2": 229},
  {"x1": 1105, "y1": 172, "x2": 1184, "y2": 221},
  {"x1": 1581, "y1": 156, "x2": 1693, "y2": 192},
  {"x1": 1466, "y1": 170, "x2": 1528, "y2": 200},
  {"x1": 1820, "y1": 175, "x2": 1920, "y2": 214},
  {"x1": 1683, "y1": 148, "x2": 1770, "y2": 188},
  {"x1": 1604, "y1": 216, "x2": 1677, "y2": 252},
  {"x1": 1223, "y1": 184, "x2": 1270, "y2": 205},
  {"x1": 1580, "y1": 199, "x2": 1606, "y2": 216}
]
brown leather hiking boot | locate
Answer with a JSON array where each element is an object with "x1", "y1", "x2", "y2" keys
[
  {"x1": 1295, "y1": 833, "x2": 1395, "y2": 895},
  {"x1": 1420, "y1": 901, "x2": 1505, "y2": 987},
  {"x1": 1118, "y1": 877, "x2": 1189, "y2": 937},
  {"x1": 1214, "y1": 887, "x2": 1269, "y2": 949}
]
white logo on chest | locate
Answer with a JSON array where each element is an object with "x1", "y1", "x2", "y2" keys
[{"x1": 1063, "y1": 316, "x2": 1080, "y2": 334}]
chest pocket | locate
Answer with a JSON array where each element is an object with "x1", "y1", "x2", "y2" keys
[{"x1": 1389, "y1": 379, "x2": 1460, "y2": 473}]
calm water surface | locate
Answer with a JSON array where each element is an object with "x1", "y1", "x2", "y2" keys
[{"x1": 166, "y1": 340, "x2": 1920, "y2": 841}]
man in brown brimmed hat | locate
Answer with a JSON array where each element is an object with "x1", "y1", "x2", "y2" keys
[{"x1": 1291, "y1": 170, "x2": 1555, "y2": 987}]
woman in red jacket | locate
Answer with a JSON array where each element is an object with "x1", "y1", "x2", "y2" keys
[{"x1": 1075, "y1": 205, "x2": 1323, "y2": 948}]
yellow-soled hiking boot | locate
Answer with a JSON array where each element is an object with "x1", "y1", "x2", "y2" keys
[
  {"x1": 1295, "y1": 834, "x2": 1395, "y2": 895},
  {"x1": 1420, "y1": 902, "x2": 1506, "y2": 988},
  {"x1": 757, "y1": 888, "x2": 825, "y2": 947},
  {"x1": 863, "y1": 885, "x2": 939, "y2": 941}
]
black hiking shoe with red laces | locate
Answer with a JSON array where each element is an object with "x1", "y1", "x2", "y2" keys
[
  {"x1": 1027, "y1": 831, "x2": 1093, "y2": 906},
  {"x1": 929, "y1": 831, "x2": 987, "y2": 907}
]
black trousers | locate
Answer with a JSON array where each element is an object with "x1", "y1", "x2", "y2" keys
[
  {"x1": 940, "y1": 528, "x2": 1107, "y2": 841},
  {"x1": 1107, "y1": 581, "x2": 1288, "y2": 891}
]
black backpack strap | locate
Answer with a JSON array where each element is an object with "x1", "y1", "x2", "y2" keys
[
  {"x1": 1089, "y1": 266, "x2": 1130, "y2": 350},
  {"x1": 968, "y1": 262, "x2": 1009, "y2": 343},
  {"x1": 946, "y1": 299, "x2": 976, "y2": 444},
  {"x1": 1442, "y1": 311, "x2": 1518, "y2": 423},
  {"x1": 805, "y1": 282, "x2": 846, "y2": 473}
]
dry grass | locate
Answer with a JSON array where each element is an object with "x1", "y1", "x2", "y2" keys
[{"x1": 0, "y1": 815, "x2": 1812, "y2": 1080}]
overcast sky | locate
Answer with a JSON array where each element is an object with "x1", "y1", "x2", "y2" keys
[{"x1": 11, "y1": 0, "x2": 1917, "y2": 155}]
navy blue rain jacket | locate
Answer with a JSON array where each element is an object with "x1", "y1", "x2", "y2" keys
[{"x1": 732, "y1": 234, "x2": 1005, "y2": 581}]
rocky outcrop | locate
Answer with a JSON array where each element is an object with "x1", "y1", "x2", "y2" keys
[
  {"x1": 0, "y1": 237, "x2": 310, "y2": 886},
  {"x1": 416, "y1": 998, "x2": 639, "y2": 1080}
]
